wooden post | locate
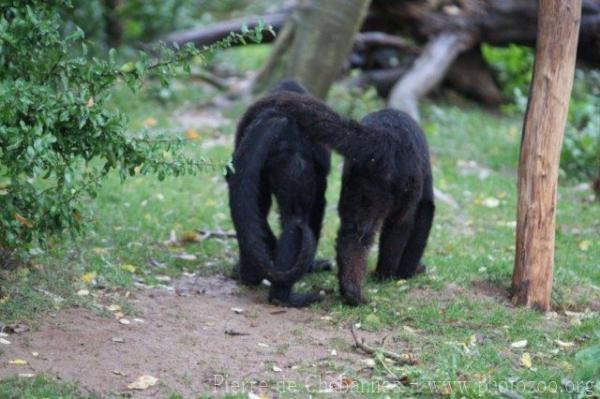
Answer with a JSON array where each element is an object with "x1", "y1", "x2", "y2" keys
[{"x1": 512, "y1": 0, "x2": 582, "y2": 311}]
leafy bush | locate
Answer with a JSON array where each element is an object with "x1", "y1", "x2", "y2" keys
[
  {"x1": 0, "y1": 0, "x2": 267, "y2": 262},
  {"x1": 562, "y1": 70, "x2": 600, "y2": 180},
  {"x1": 482, "y1": 44, "x2": 599, "y2": 181},
  {"x1": 481, "y1": 43, "x2": 533, "y2": 111},
  {"x1": 328, "y1": 84, "x2": 384, "y2": 120},
  {"x1": 65, "y1": 0, "x2": 276, "y2": 48}
]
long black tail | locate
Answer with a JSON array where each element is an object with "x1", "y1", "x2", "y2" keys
[
  {"x1": 240, "y1": 92, "x2": 384, "y2": 162},
  {"x1": 273, "y1": 218, "x2": 316, "y2": 283},
  {"x1": 228, "y1": 113, "x2": 315, "y2": 284}
]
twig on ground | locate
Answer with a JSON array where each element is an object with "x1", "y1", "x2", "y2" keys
[
  {"x1": 196, "y1": 229, "x2": 237, "y2": 240},
  {"x1": 350, "y1": 324, "x2": 417, "y2": 365},
  {"x1": 224, "y1": 328, "x2": 249, "y2": 336}
]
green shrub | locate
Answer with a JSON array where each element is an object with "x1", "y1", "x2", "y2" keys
[
  {"x1": 562, "y1": 70, "x2": 600, "y2": 180},
  {"x1": 481, "y1": 43, "x2": 533, "y2": 111},
  {"x1": 482, "y1": 44, "x2": 599, "y2": 181},
  {"x1": 0, "y1": 0, "x2": 267, "y2": 262},
  {"x1": 65, "y1": 0, "x2": 276, "y2": 48}
]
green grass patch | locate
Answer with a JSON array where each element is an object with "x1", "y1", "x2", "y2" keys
[{"x1": 0, "y1": 79, "x2": 598, "y2": 398}]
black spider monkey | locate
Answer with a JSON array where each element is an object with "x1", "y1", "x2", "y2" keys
[
  {"x1": 227, "y1": 80, "x2": 331, "y2": 307},
  {"x1": 241, "y1": 92, "x2": 435, "y2": 305}
]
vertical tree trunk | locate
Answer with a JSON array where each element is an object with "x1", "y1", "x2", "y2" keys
[
  {"x1": 253, "y1": 0, "x2": 371, "y2": 98},
  {"x1": 103, "y1": 0, "x2": 123, "y2": 49},
  {"x1": 512, "y1": 0, "x2": 582, "y2": 311}
]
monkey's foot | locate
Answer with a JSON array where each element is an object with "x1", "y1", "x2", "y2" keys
[
  {"x1": 230, "y1": 263, "x2": 241, "y2": 280},
  {"x1": 340, "y1": 282, "x2": 367, "y2": 306},
  {"x1": 307, "y1": 259, "x2": 332, "y2": 273},
  {"x1": 232, "y1": 263, "x2": 265, "y2": 286},
  {"x1": 372, "y1": 269, "x2": 394, "y2": 281},
  {"x1": 394, "y1": 263, "x2": 427, "y2": 279},
  {"x1": 269, "y1": 287, "x2": 322, "y2": 308}
]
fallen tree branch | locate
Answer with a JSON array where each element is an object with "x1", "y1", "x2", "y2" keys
[
  {"x1": 350, "y1": 324, "x2": 417, "y2": 365},
  {"x1": 354, "y1": 31, "x2": 420, "y2": 53},
  {"x1": 160, "y1": 13, "x2": 287, "y2": 48},
  {"x1": 189, "y1": 70, "x2": 230, "y2": 90},
  {"x1": 388, "y1": 31, "x2": 474, "y2": 121},
  {"x1": 196, "y1": 229, "x2": 237, "y2": 240}
]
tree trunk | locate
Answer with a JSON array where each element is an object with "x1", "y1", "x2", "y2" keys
[
  {"x1": 512, "y1": 0, "x2": 582, "y2": 311},
  {"x1": 103, "y1": 0, "x2": 123, "y2": 48},
  {"x1": 253, "y1": 0, "x2": 371, "y2": 98}
]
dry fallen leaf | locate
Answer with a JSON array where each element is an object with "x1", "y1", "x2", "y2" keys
[
  {"x1": 120, "y1": 264, "x2": 136, "y2": 273},
  {"x1": 107, "y1": 304, "x2": 121, "y2": 312},
  {"x1": 185, "y1": 128, "x2": 201, "y2": 141},
  {"x1": 520, "y1": 352, "x2": 532, "y2": 368},
  {"x1": 361, "y1": 358, "x2": 376, "y2": 368},
  {"x1": 142, "y1": 117, "x2": 157, "y2": 128},
  {"x1": 81, "y1": 272, "x2": 96, "y2": 284},
  {"x1": 482, "y1": 197, "x2": 500, "y2": 208},
  {"x1": 341, "y1": 376, "x2": 354, "y2": 389},
  {"x1": 578, "y1": 240, "x2": 591, "y2": 251},
  {"x1": 119, "y1": 319, "x2": 131, "y2": 325},
  {"x1": 86, "y1": 97, "x2": 94, "y2": 108},
  {"x1": 76, "y1": 289, "x2": 89, "y2": 296},
  {"x1": 112, "y1": 337, "x2": 125, "y2": 343},
  {"x1": 14, "y1": 213, "x2": 33, "y2": 228},
  {"x1": 0, "y1": 338, "x2": 10, "y2": 345},
  {"x1": 554, "y1": 339, "x2": 575, "y2": 348},
  {"x1": 9, "y1": 359, "x2": 28, "y2": 365},
  {"x1": 174, "y1": 253, "x2": 197, "y2": 261},
  {"x1": 272, "y1": 365, "x2": 282, "y2": 372},
  {"x1": 468, "y1": 334, "x2": 477, "y2": 346},
  {"x1": 511, "y1": 340, "x2": 528, "y2": 349},
  {"x1": 403, "y1": 325, "x2": 418, "y2": 335},
  {"x1": 127, "y1": 375, "x2": 158, "y2": 390}
]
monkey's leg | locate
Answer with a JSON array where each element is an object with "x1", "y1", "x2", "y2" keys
[
  {"x1": 234, "y1": 184, "x2": 276, "y2": 285},
  {"x1": 336, "y1": 180, "x2": 387, "y2": 306},
  {"x1": 268, "y1": 219, "x2": 321, "y2": 307},
  {"x1": 394, "y1": 199, "x2": 434, "y2": 279},
  {"x1": 373, "y1": 212, "x2": 415, "y2": 280},
  {"x1": 305, "y1": 159, "x2": 332, "y2": 274}
]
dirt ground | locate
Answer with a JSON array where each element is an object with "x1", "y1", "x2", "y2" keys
[{"x1": 0, "y1": 275, "x2": 389, "y2": 398}]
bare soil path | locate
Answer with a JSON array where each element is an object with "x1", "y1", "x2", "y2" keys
[{"x1": 0, "y1": 275, "x2": 385, "y2": 398}]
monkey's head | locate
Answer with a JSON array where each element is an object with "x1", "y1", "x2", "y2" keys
[{"x1": 270, "y1": 79, "x2": 308, "y2": 95}]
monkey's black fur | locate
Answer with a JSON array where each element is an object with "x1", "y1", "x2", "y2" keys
[
  {"x1": 242, "y1": 92, "x2": 435, "y2": 305},
  {"x1": 227, "y1": 80, "x2": 331, "y2": 307}
]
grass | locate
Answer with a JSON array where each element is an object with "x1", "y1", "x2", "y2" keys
[
  {"x1": 0, "y1": 375, "x2": 96, "y2": 399},
  {"x1": 1, "y1": 55, "x2": 599, "y2": 397}
]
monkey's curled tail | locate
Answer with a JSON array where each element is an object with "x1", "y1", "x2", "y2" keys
[{"x1": 228, "y1": 113, "x2": 315, "y2": 284}]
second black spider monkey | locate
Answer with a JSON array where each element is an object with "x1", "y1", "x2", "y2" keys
[{"x1": 227, "y1": 80, "x2": 331, "y2": 307}]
